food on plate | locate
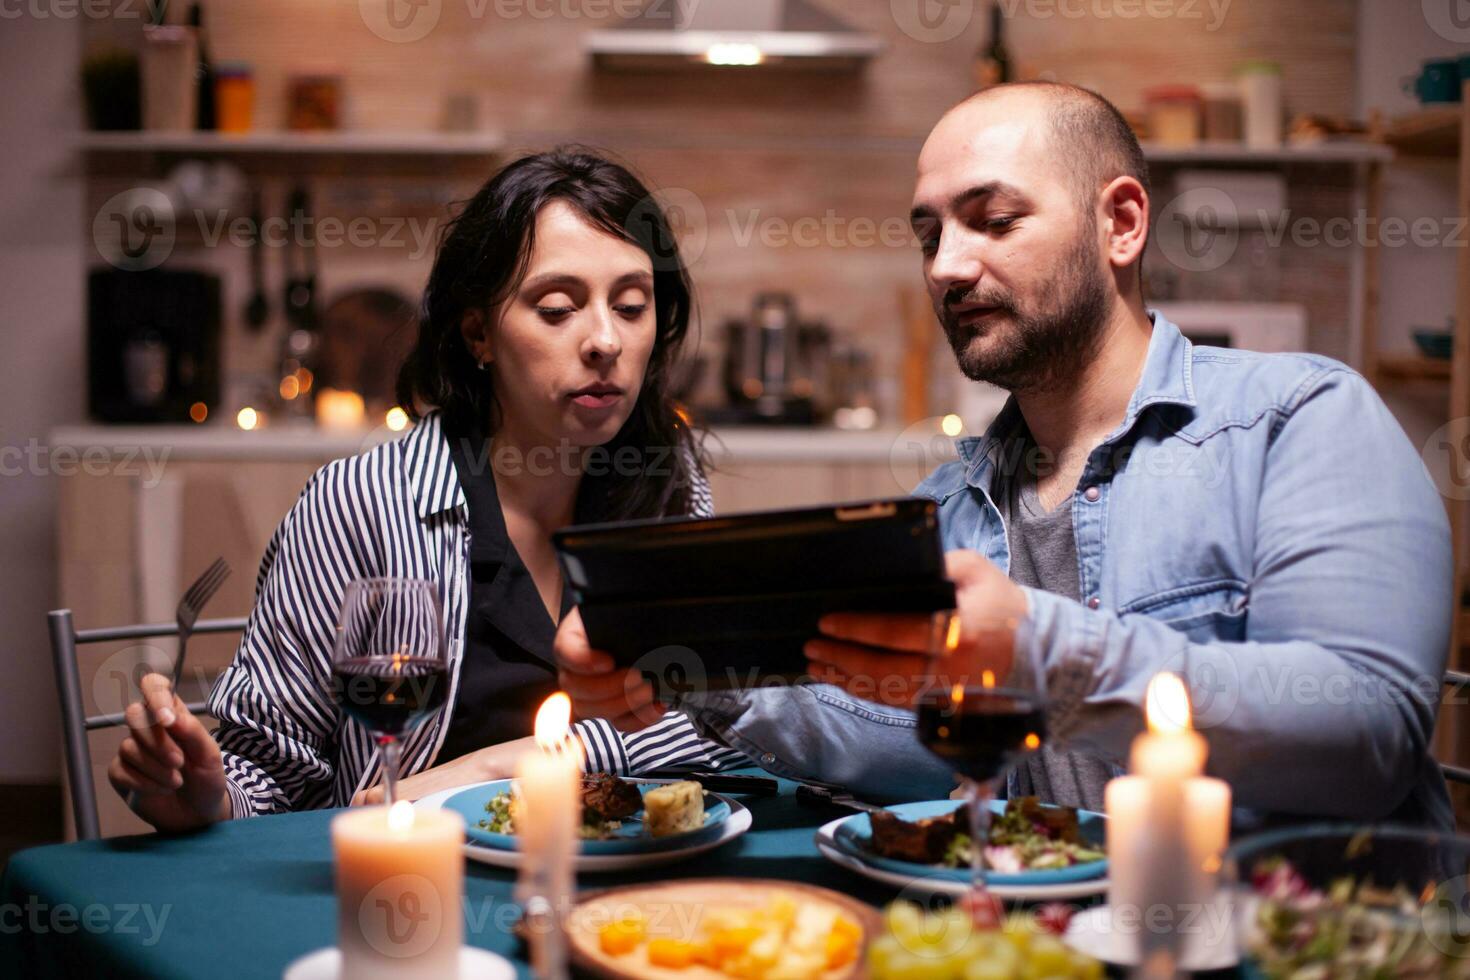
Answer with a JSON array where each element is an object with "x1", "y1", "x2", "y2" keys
[
  {"x1": 643, "y1": 780, "x2": 708, "y2": 838},
  {"x1": 584, "y1": 771, "x2": 645, "y2": 823},
  {"x1": 868, "y1": 897, "x2": 1102, "y2": 980},
  {"x1": 1244, "y1": 854, "x2": 1470, "y2": 980},
  {"x1": 477, "y1": 774, "x2": 709, "y2": 841},
  {"x1": 593, "y1": 891, "x2": 863, "y2": 978},
  {"x1": 867, "y1": 797, "x2": 1105, "y2": 871},
  {"x1": 869, "y1": 806, "x2": 961, "y2": 863}
]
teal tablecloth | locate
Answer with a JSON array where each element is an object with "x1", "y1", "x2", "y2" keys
[{"x1": 0, "y1": 775, "x2": 901, "y2": 979}]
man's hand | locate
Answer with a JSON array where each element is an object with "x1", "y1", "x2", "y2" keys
[
  {"x1": 804, "y1": 550, "x2": 1027, "y2": 708},
  {"x1": 554, "y1": 608, "x2": 666, "y2": 732},
  {"x1": 352, "y1": 736, "x2": 535, "y2": 806},
  {"x1": 106, "y1": 672, "x2": 231, "y2": 833}
]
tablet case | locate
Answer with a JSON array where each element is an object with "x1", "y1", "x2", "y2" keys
[{"x1": 554, "y1": 498, "x2": 957, "y2": 692}]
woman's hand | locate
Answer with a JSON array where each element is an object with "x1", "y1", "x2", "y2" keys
[
  {"x1": 106, "y1": 672, "x2": 231, "y2": 833},
  {"x1": 554, "y1": 608, "x2": 666, "y2": 732},
  {"x1": 803, "y1": 550, "x2": 1027, "y2": 708},
  {"x1": 351, "y1": 736, "x2": 536, "y2": 806}
]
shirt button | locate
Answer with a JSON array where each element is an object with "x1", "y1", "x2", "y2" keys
[
  {"x1": 1087, "y1": 596, "x2": 1101, "y2": 610},
  {"x1": 759, "y1": 752, "x2": 777, "y2": 766},
  {"x1": 1084, "y1": 486, "x2": 1101, "y2": 502}
]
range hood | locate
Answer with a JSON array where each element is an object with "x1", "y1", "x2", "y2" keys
[{"x1": 586, "y1": 0, "x2": 885, "y2": 72}]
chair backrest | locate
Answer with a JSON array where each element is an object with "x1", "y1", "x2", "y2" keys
[
  {"x1": 1445, "y1": 670, "x2": 1470, "y2": 787},
  {"x1": 47, "y1": 609, "x2": 248, "y2": 841}
]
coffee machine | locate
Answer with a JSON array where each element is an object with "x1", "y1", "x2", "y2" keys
[{"x1": 719, "y1": 292, "x2": 830, "y2": 425}]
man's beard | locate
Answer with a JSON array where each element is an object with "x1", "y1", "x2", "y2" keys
[{"x1": 939, "y1": 230, "x2": 1112, "y2": 393}]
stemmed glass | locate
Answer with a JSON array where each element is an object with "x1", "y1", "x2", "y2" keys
[
  {"x1": 916, "y1": 614, "x2": 1046, "y2": 906},
  {"x1": 331, "y1": 578, "x2": 450, "y2": 807}
]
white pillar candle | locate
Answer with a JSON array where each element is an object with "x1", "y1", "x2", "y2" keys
[
  {"x1": 514, "y1": 693, "x2": 583, "y2": 980},
  {"x1": 332, "y1": 801, "x2": 465, "y2": 980},
  {"x1": 1106, "y1": 673, "x2": 1232, "y2": 966}
]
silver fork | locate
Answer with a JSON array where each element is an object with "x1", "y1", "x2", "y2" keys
[{"x1": 169, "y1": 558, "x2": 232, "y2": 691}]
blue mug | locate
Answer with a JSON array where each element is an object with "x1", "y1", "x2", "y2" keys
[{"x1": 1404, "y1": 58, "x2": 1461, "y2": 104}]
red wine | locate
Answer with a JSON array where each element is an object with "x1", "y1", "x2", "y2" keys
[
  {"x1": 333, "y1": 656, "x2": 448, "y2": 737},
  {"x1": 917, "y1": 687, "x2": 1046, "y2": 783}
]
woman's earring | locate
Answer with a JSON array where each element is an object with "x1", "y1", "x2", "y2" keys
[{"x1": 476, "y1": 360, "x2": 488, "y2": 372}]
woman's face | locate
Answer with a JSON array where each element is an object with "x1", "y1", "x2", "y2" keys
[{"x1": 476, "y1": 200, "x2": 658, "y2": 451}]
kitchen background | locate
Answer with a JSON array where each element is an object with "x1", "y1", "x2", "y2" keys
[{"x1": 1, "y1": 0, "x2": 1466, "y2": 841}]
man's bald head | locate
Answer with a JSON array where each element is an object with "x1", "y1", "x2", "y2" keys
[{"x1": 938, "y1": 82, "x2": 1150, "y2": 220}]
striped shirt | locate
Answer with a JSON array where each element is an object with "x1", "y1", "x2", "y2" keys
[{"x1": 207, "y1": 410, "x2": 748, "y2": 817}]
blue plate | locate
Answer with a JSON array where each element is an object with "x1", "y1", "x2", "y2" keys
[
  {"x1": 833, "y1": 799, "x2": 1109, "y2": 885},
  {"x1": 444, "y1": 778, "x2": 732, "y2": 855}
]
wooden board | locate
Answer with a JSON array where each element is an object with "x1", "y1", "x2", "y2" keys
[{"x1": 566, "y1": 878, "x2": 881, "y2": 980}]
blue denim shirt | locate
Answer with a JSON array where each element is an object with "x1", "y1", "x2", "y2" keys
[{"x1": 687, "y1": 313, "x2": 1455, "y2": 829}]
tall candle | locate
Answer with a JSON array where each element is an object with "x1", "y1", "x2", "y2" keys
[
  {"x1": 514, "y1": 693, "x2": 583, "y2": 980},
  {"x1": 332, "y1": 800, "x2": 465, "y2": 980},
  {"x1": 1106, "y1": 673, "x2": 1232, "y2": 967},
  {"x1": 316, "y1": 388, "x2": 366, "y2": 431}
]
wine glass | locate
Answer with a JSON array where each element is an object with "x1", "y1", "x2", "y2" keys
[
  {"x1": 916, "y1": 613, "x2": 1045, "y2": 906},
  {"x1": 332, "y1": 577, "x2": 450, "y2": 807}
]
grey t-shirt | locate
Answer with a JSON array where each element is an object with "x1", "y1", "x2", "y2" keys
[{"x1": 990, "y1": 438, "x2": 1116, "y2": 812}]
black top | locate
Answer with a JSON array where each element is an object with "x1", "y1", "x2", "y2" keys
[{"x1": 436, "y1": 417, "x2": 577, "y2": 764}]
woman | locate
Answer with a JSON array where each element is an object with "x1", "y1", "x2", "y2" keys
[{"x1": 108, "y1": 150, "x2": 748, "y2": 833}]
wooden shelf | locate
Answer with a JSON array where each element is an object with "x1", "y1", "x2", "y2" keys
[
  {"x1": 1377, "y1": 107, "x2": 1462, "y2": 159},
  {"x1": 1141, "y1": 140, "x2": 1393, "y2": 164},
  {"x1": 1375, "y1": 354, "x2": 1453, "y2": 383},
  {"x1": 78, "y1": 130, "x2": 507, "y2": 157}
]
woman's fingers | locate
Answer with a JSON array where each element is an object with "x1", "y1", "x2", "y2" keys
[
  {"x1": 138, "y1": 672, "x2": 178, "y2": 727},
  {"x1": 107, "y1": 755, "x2": 177, "y2": 796},
  {"x1": 123, "y1": 701, "x2": 183, "y2": 768},
  {"x1": 118, "y1": 735, "x2": 184, "y2": 789}
]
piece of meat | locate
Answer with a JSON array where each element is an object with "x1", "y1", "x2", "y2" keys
[
  {"x1": 868, "y1": 807, "x2": 962, "y2": 864},
  {"x1": 581, "y1": 773, "x2": 643, "y2": 823}
]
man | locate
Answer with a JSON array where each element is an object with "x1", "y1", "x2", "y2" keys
[{"x1": 557, "y1": 83, "x2": 1455, "y2": 828}]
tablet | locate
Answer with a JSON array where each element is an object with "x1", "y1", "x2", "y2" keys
[{"x1": 553, "y1": 498, "x2": 957, "y2": 693}]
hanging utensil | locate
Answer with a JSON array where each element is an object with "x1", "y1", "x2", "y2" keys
[{"x1": 243, "y1": 187, "x2": 269, "y2": 332}]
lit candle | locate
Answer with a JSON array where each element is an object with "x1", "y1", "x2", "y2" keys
[
  {"x1": 1106, "y1": 673, "x2": 1232, "y2": 966},
  {"x1": 316, "y1": 388, "x2": 366, "y2": 431},
  {"x1": 514, "y1": 693, "x2": 583, "y2": 980},
  {"x1": 332, "y1": 800, "x2": 465, "y2": 980}
]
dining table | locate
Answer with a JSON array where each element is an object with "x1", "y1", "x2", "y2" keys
[{"x1": 0, "y1": 771, "x2": 912, "y2": 979}]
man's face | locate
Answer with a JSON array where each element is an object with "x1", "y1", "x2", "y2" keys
[{"x1": 911, "y1": 96, "x2": 1112, "y2": 393}]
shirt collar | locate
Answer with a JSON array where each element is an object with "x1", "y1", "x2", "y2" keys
[
  {"x1": 403, "y1": 410, "x2": 468, "y2": 521},
  {"x1": 955, "y1": 310, "x2": 1197, "y2": 484}
]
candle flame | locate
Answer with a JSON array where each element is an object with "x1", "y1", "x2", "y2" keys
[
  {"x1": 950, "y1": 682, "x2": 964, "y2": 705},
  {"x1": 981, "y1": 669, "x2": 996, "y2": 689},
  {"x1": 387, "y1": 799, "x2": 414, "y2": 832},
  {"x1": 1025, "y1": 732, "x2": 1041, "y2": 750},
  {"x1": 1145, "y1": 672, "x2": 1193, "y2": 735},
  {"x1": 944, "y1": 613, "x2": 962, "y2": 653},
  {"x1": 534, "y1": 692, "x2": 573, "y2": 751}
]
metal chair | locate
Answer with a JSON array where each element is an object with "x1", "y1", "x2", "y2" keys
[
  {"x1": 47, "y1": 609, "x2": 248, "y2": 841},
  {"x1": 1445, "y1": 670, "x2": 1470, "y2": 786}
]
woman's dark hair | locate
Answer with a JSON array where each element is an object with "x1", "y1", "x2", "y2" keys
[{"x1": 397, "y1": 148, "x2": 704, "y2": 522}]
